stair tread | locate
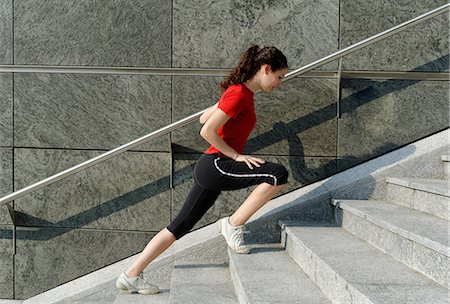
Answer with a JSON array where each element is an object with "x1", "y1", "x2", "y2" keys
[
  {"x1": 386, "y1": 177, "x2": 450, "y2": 197},
  {"x1": 230, "y1": 246, "x2": 331, "y2": 303},
  {"x1": 168, "y1": 261, "x2": 237, "y2": 304},
  {"x1": 114, "y1": 291, "x2": 170, "y2": 304},
  {"x1": 333, "y1": 199, "x2": 449, "y2": 254},
  {"x1": 285, "y1": 225, "x2": 448, "y2": 304}
]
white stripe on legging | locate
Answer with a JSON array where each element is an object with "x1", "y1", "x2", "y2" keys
[{"x1": 213, "y1": 157, "x2": 278, "y2": 186}]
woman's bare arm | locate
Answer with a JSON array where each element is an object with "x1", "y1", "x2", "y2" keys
[
  {"x1": 199, "y1": 102, "x2": 219, "y2": 124},
  {"x1": 200, "y1": 108, "x2": 264, "y2": 169}
]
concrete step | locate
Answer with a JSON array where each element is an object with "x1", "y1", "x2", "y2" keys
[
  {"x1": 442, "y1": 155, "x2": 450, "y2": 179},
  {"x1": 168, "y1": 242, "x2": 237, "y2": 304},
  {"x1": 282, "y1": 223, "x2": 448, "y2": 304},
  {"x1": 229, "y1": 244, "x2": 331, "y2": 304},
  {"x1": 386, "y1": 177, "x2": 449, "y2": 220},
  {"x1": 332, "y1": 199, "x2": 449, "y2": 286}
]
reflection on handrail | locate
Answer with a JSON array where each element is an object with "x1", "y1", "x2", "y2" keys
[{"x1": 0, "y1": 3, "x2": 448, "y2": 207}]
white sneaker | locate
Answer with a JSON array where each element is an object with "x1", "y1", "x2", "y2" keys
[
  {"x1": 219, "y1": 217, "x2": 250, "y2": 254},
  {"x1": 116, "y1": 272, "x2": 160, "y2": 295}
]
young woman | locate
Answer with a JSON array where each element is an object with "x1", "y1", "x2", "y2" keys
[{"x1": 116, "y1": 45, "x2": 289, "y2": 294}]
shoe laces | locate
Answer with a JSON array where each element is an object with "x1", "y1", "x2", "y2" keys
[{"x1": 232, "y1": 226, "x2": 250, "y2": 246}]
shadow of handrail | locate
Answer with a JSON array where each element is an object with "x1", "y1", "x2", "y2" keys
[{"x1": 1, "y1": 55, "x2": 448, "y2": 240}]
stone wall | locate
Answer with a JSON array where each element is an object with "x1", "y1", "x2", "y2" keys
[{"x1": 0, "y1": 0, "x2": 448, "y2": 299}]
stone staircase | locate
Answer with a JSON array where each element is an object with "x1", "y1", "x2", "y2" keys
[
  {"x1": 113, "y1": 153, "x2": 449, "y2": 303},
  {"x1": 11, "y1": 132, "x2": 448, "y2": 304}
]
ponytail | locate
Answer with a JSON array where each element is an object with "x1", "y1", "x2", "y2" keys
[{"x1": 220, "y1": 45, "x2": 288, "y2": 92}]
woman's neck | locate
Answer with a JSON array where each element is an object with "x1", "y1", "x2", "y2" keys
[{"x1": 244, "y1": 76, "x2": 261, "y2": 93}]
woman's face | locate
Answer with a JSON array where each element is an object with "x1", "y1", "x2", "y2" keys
[{"x1": 260, "y1": 65, "x2": 288, "y2": 92}]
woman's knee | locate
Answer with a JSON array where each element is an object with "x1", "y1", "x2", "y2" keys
[{"x1": 275, "y1": 164, "x2": 289, "y2": 185}]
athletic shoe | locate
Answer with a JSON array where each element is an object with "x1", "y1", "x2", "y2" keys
[
  {"x1": 218, "y1": 217, "x2": 250, "y2": 254},
  {"x1": 116, "y1": 272, "x2": 160, "y2": 295}
]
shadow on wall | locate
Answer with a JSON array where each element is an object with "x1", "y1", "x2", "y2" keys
[{"x1": 0, "y1": 55, "x2": 446, "y2": 241}]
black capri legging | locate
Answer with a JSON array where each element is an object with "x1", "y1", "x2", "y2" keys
[{"x1": 167, "y1": 153, "x2": 288, "y2": 239}]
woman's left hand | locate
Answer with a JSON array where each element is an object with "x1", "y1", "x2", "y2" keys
[{"x1": 235, "y1": 154, "x2": 265, "y2": 170}]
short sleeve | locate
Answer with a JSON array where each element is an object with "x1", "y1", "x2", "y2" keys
[{"x1": 218, "y1": 87, "x2": 245, "y2": 119}]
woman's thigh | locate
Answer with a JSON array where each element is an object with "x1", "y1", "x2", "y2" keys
[{"x1": 195, "y1": 154, "x2": 288, "y2": 191}]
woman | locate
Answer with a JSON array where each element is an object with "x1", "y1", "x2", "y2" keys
[{"x1": 116, "y1": 45, "x2": 289, "y2": 294}]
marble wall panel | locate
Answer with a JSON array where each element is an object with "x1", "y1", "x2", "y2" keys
[
  {"x1": 172, "y1": 153, "x2": 337, "y2": 232},
  {"x1": 0, "y1": 0, "x2": 12, "y2": 64},
  {"x1": 14, "y1": 73, "x2": 171, "y2": 151},
  {"x1": 173, "y1": 0, "x2": 339, "y2": 70},
  {"x1": 172, "y1": 76, "x2": 338, "y2": 157},
  {"x1": 14, "y1": 227, "x2": 155, "y2": 299},
  {"x1": 341, "y1": 0, "x2": 449, "y2": 71},
  {"x1": 250, "y1": 78, "x2": 338, "y2": 156},
  {"x1": 0, "y1": 148, "x2": 12, "y2": 225},
  {"x1": 172, "y1": 76, "x2": 223, "y2": 154},
  {"x1": 14, "y1": 0, "x2": 171, "y2": 67},
  {"x1": 14, "y1": 148, "x2": 171, "y2": 231},
  {"x1": 0, "y1": 225, "x2": 13, "y2": 299},
  {"x1": 338, "y1": 79, "x2": 449, "y2": 160},
  {"x1": 0, "y1": 73, "x2": 13, "y2": 147}
]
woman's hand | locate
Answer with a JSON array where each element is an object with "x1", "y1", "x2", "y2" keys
[{"x1": 235, "y1": 154, "x2": 265, "y2": 170}]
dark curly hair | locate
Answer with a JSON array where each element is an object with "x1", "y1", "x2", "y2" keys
[{"x1": 220, "y1": 45, "x2": 288, "y2": 92}]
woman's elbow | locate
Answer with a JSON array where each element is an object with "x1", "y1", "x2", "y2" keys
[{"x1": 200, "y1": 126, "x2": 209, "y2": 140}]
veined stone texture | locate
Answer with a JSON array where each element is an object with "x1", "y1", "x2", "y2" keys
[
  {"x1": 0, "y1": 225, "x2": 13, "y2": 299},
  {"x1": 172, "y1": 76, "x2": 223, "y2": 154},
  {"x1": 0, "y1": 148, "x2": 12, "y2": 225},
  {"x1": 0, "y1": 0, "x2": 12, "y2": 64},
  {"x1": 14, "y1": 0, "x2": 171, "y2": 66},
  {"x1": 341, "y1": 0, "x2": 449, "y2": 71},
  {"x1": 14, "y1": 73, "x2": 171, "y2": 151},
  {"x1": 338, "y1": 79, "x2": 449, "y2": 160},
  {"x1": 14, "y1": 227, "x2": 156, "y2": 299},
  {"x1": 173, "y1": 0, "x2": 339, "y2": 70},
  {"x1": 0, "y1": 73, "x2": 12, "y2": 147},
  {"x1": 250, "y1": 77, "x2": 337, "y2": 156},
  {"x1": 14, "y1": 148, "x2": 171, "y2": 231}
]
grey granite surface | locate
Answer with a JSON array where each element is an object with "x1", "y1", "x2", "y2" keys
[
  {"x1": 0, "y1": 0, "x2": 12, "y2": 64},
  {"x1": 387, "y1": 181, "x2": 449, "y2": 220},
  {"x1": 173, "y1": 76, "x2": 339, "y2": 157},
  {"x1": 342, "y1": 210, "x2": 448, "y2": 287},
  {"x1": 341, "y1": 0, "x2": 449, "y2": 71},
  {"x1": 14, "y1": 73, "x2": 171, "y2": 151},
  {"x1": 229, "y1": 247, "x2": 331, "y2": 303},
  {"x1": 0, "y1": 73, "x2": 13, "y2": 147},
  {"x1": 0, "y1": 225, "x2": 13, "y2": 299},
  {"x1": 171, "y1": 76, "x2": 223, "y2": 154},
  {"x1": 14, "y1": 227, "x2": 156, "y2": 299},
  {"x1": 285, "y1": 225, "x2": 449, "y2": 304},
  {"x1": 169, "y1": 243, "x2": 235, "y2": 303},
  {"x1": 14, "y1": 148, "x2": 171, "y2": 231},
  {"x1": 0, "y1": 148, "x2": 12, "y2": 225},
  {"x1": 173, "y1": 0, "x2": 339, "y2": 70},
  {"x1": 338, "y1": 79, "x2": 449, "y2": 160},
  {"x1": 250, "y1": 77, "x2": 337, "y2": 156},
  {"x1": 14, "y1": 0, "x2": 171, "y2": 66}
]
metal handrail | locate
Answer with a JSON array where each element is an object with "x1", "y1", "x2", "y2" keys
[
  {"x1": 284, "y1": 3, "x2": 449, "y2": 81},
  {"x1": 1, "y1": 3, "x2": 448, "y2": 206},
  {"x1": 0, "y1": 65, "x2": 447, "y2": 80}
]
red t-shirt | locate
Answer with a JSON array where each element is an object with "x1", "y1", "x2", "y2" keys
[{"x1": 205, "y1": 84, "x2": 256, "y2": 156}]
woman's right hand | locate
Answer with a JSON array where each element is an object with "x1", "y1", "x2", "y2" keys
[{"x1": 235, "y1": 154, "x2": 265, "y2": 170}]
